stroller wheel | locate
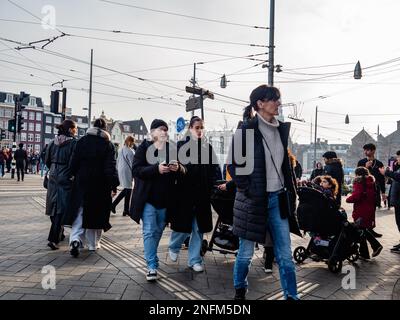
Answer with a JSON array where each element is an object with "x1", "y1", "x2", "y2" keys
[
  {"x1": 293, "y1": 246, "x2": 308, "y2": 263},
  {"x1": 200, "y1": 240, "x2": 208, "y2": 256},
  {"x1": 328, "y1": 257, "x2": 342, "y2": 273}
]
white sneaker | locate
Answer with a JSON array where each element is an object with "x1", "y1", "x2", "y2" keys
[
  {"x1": 146, "y1": 269, "x2": 158, "y2": 281},
  {"x1": 96, "y1": 242, "x2": 101, "y2": 249},
  {"x1": 190, "y1": 263, "x2": 204, "y2": 272},
  {"x1": 88, "y1": 245, "x2": 96, "y2": 251},
  {"x1": 169, "y1": 250, "x2": 179, "y2": 262}
]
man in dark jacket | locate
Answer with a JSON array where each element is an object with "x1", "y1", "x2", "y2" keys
[
  {"x1": 380, "y1": 151, "x2": 400, "y2": 253},
  {"x1": 66, "y1": 118, "x2": 119, "y2": 257},
  {"x1": 310, "y1": 162, "x2": 324, "y2": 181},
  {"x1": 14, "y1": 143, "x2": 27, "y2": 182},
  {"x1": 322, "y1": 151, "x2": 344, "y2": 206},
  {"x1": 358, "y1": 143, "x2": 385, "y2": 237}
]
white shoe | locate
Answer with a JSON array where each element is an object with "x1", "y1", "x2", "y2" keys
[
  {"x1": 88, "y1": 245, "x2": 96, "y2": 251},
  {"x1": 169, "y1": 250, "x2": 179, "y2": 262},
  {"x1": 190, "y1": 263, "x2": 204, "y2": 272},
  {"x1": 264, "y1": 268, "x2": 273, "y2": 274},
  {"x1": 146, "y1": 269, "x2": 158, "y2": 281},
  {"x1": 96, "y1": 242, "x2": 101, "y2": 249}
]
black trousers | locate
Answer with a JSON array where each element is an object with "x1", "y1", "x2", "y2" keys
[
  {"x1": 48, "y1": 214, "x2": 64, "y2": 244},
  {"x1": 112, "y1": 188, "x2": 132, "y2": 213},
  {"x1": 264, "y1": 246, "x2": 275, "y2": 269},
  {"x1": 359, "y1": 229, "x2": 382, "y2": 259},
  {"x1": 394, "y1": 205, "x2": 400, "y2": 233},
  {"x1": 16, "y1": 163, "x2": 24, "y2": 181}
]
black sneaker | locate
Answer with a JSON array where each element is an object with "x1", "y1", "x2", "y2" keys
[
  {"x1": 372, "y1": 245, "x2": 383, "y2": 257},
  {"x1": 390, "y1": 247, "x2": 400, "y2": 254},
  {"x1": 70, "y1": 240, "x2": 80, "y2": 258},
  {"x1": 234, "y1": 288, "x2": 247, "y2": 300},
  {"x1": 146, "y1": 269, "x2": 158, "y2": 281},
  {"x1": 391, "y1": 243, "x2": 400, "y2": 250},
  {"x1": 111, "y1": 205, "x2": 116, "y2": 214}
]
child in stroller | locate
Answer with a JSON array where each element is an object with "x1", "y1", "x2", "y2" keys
[
  {"x1": 200, "y1": 180, "x2": 239, "y2": 256},
  {"x1": 293, "y1": 185, "x2": 361, "y2": 273}
]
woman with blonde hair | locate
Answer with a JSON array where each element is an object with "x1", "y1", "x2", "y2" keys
[{"x1": 112, "y1": 135, "x2": 135, "y2": 216}]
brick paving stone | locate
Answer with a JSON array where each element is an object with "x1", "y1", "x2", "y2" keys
[
  {"x1": 82, "y1": 292, "x2": 121, "y2": 300},
  {"x1": 0, "y1": 293, "x2": 24, "y2": 300}
]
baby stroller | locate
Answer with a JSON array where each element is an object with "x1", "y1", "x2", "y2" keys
[
  {"x1": 293, "y1": 186, "x2": 361, "y2": 273},
  {"x1": 201, "y1": 180, "x2": 239, "y2": 256}
]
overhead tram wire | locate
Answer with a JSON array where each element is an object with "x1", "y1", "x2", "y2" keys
[
  {"x1": 0, "y1": 18, "x2": 267, "y2": 48},
  {"x1": 97, "y1": 0, "x2": 268, "y2": 30}
]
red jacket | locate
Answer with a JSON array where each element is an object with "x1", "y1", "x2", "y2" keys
[{"x1": 346, "y1": 176, "x2": 376, "y2": 228}]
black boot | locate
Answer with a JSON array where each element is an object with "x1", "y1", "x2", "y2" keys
[
  {"x1": 368, "y1": 229, "x2": 382, "y2": 238},
  {"x1": 234, "y1": 288, "x2": 247, "y2": 300}
]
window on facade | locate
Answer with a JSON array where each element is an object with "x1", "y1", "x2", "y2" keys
[
  {"x1": 140, "y1": 125, "x2": 143, "y2": 131},
  {"x1": 0, "y1": 109, "x2": 4, "y2": 117},
  {"x1": 78, "y1": 118, "x2": 82, "y2": 123},
  {"x1": 20, "y1": 132, "x2": 27, "y2": 141},
  {"x1": 34, "y1": 144, "x2": 41, "y2": 153},
  {"x1": 29, "y1": 97, "x2": 36, "y2": 107},
  {"x1": 35, "y1": 123, "x2": 41, "y2": 132},
  {"x1": 54, "y1": 117, "x2": 61, "y2": 124},
  {"x1": 28, "y1": 123, "x2": 34, "y2": 131},
  {"x1": 46, "y1": 116, "x2": 52, "y2": 123},
  {"x1": 35, "y1": 134, "x2": 41, "y2": 143},
  {"x1": 45, "y1": 126, "x2": 52, "y2": 134},
  {"x1": 27, "y1": 144, "x2": 33, "y2": 152},
  {"x1": 36, "y1": 112, "x2": 42, "y2": 121},
  {"x1": 22, "y1": 111, "x2": 28, "y2": 119},
  {"x1": 5, "y1": 110, "x2": 12, "y2": 117},
  {"x1": 124, "y1": 125, "x2": 130, "y2": 132},
  {"x1": 45, "y1": 138, "x2": 51, "y2": 145},
  {"x1": 28, "y1": 134, "x2": 34, "y2": 142},
  {"x1": 6, "y1": 94, "x2": 13, "y2": 104},
  {"x1": 29, "y1": 112, "x2": 35, "y2": 120}
]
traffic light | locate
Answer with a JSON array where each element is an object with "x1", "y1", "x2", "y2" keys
[
  {"x1": 50, "y1": 90, "x2": 60, "y2": 114},
  {"x1": 17, "y1": 114, "x2": 24, "y2": 132},
  {"x1": 8, "y1": 119, "x2": 15, "y2": 132},
  {"x1": 0, "y1": 129, "x2": 6, "y2": 140},
  {"x1": 16, "y1": 91, "x2": 29, "y2": 112}
]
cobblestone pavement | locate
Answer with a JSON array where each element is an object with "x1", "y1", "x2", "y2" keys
[{"x1": 0, "y1": 174, "x2": 399, "y2": 300}]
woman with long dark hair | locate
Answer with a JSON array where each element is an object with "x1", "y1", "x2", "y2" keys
[
  {"x1": 45, "y1": 119, "x2": 77, "y2": 250},
  {"x1": 229, "y1": 84, "x2": 301, "y2": 300},
  {"x1": 168, "y1": 116, "x2": 221, "y2": 272}
]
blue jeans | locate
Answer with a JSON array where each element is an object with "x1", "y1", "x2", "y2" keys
[
  {"x1": 233, "y1": 191, "x2": 298, "y2": 300},
  {"x1": 169, "y1": 218, "x2": 203, "y2": 266},
  {"x1": 40, "y1": 163, "x2": 48, "y2": 177},
  {"x1": 141, "y1": 203, "x2": 167, "y2": 270}
]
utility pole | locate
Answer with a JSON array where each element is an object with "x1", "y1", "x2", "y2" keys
[
  {"x1": 88, "y1": 49, "x2": 93, "y2": 127},
  {"x1": 191, "y1": 63, "x2": 196, "y2": 117},
  {"x1": 314, "y1": 106, "x2": 318, "y2": 169},
  {"x1": 268, "y1": 0, "x2": 275, "y2": 86},
  {"x1": 61, "y1": 88, "x2": 67, "y2": 121}
]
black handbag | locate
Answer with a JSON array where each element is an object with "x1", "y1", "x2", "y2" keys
[{"x1": 43, "y1": 173, "x2": 49, "y2": 189}]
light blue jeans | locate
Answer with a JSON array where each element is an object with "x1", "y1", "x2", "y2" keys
[
  {"x1": 169, "y1": 218, "x2": 203, "y2": 267},
  {"x1": 233, "y1": 191, "x2": 299, "y2": 300},
  {"x1": 142, "y1": 203, "x2": 167, "y2": 270}
]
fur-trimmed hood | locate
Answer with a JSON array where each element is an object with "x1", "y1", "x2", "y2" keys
[
  {"x1": 54, "y1": 134, "x2": 74, "y2": 146},
  {"x1": 325, "y1": 158, "x2": 343, "y2": 165},
  {"x1": 86, "y1": 127, "x2": 111, "y2": 141},
  {"x1": 353, "y1": 175, "x2": 375, "y2": 184}
]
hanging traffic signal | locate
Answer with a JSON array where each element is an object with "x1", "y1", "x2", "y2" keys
[
  {"x1": 8, "y1": 119, "x2": 15, "y2": 132},
  {"x1": 220, "y1": 74, "x2": 227, "y2": 88},
  {"x1": 0, "y1": 129, "x2": 6, "y2": 140},
  {"x1": 17, "y1": 114, "x2": 24, "y2": 132},
  {"x1": 50, "y1": 91, "x2": 60, "y2": 114}
]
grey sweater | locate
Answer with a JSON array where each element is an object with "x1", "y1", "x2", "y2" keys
[{"x1": 257, "y1": 113, "x2": 285, "y2": 192}]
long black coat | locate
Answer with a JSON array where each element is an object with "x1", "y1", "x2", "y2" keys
[
  {"x1": 229, "y1": 116, "x2": 301, "y2": 243},
  {"x1": 324, "y1": 158, "x2": 344, "y2": 205},
  {"x1": 129, "y1": 140, "x2": 181, "y2": 224},
  {"x1": 169, "y1": 137, "x2": 221, "y2": 234},
  {"x1": 65, "y1": 129, "x2": 119, "y2": 231},
  {"x1": 45, "y1": 136, "x2": 76, "y2": 217}
]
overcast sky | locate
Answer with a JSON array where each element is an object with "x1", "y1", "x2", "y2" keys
[{"x1": 1, "y1": 0, "x2": 400, "y2": 144}]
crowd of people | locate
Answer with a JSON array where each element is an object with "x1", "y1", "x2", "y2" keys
[
  {"x1": 19, "y1": 83, "x2": 398, "y2": 301},
  {"x1": 0, "y1": 144, "x2": 48, "y2": 180}
]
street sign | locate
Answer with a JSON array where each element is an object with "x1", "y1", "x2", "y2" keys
[
  {"x1": 185, "y1": 96, "x2": 202, "y2": 112},
  {"x1": 176, "y1": 117, "x2": 186, "y2": 133}
]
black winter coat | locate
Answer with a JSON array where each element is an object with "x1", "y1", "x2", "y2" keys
[
  {"x1": 129, "y1": 140, "x2": 181, "y2": 224},
  {"x1": 169, "y1": 137, "x2": 221, "y2": 234},
  {"x1": 45, "y1": 136, "x2": 76, "y2": 217},
  {"x1": 65, "y1": 128, "x2": 119, "y2": 231},
  {"x1": 324, "y1": 158, "x2": 344, "y2": 204},
  {"x1": 310, "y1": 168, "x2": 324, "y2": 180},
  {"x1": 229, "y1": 116, "x2": 301, "y2": 243}
]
